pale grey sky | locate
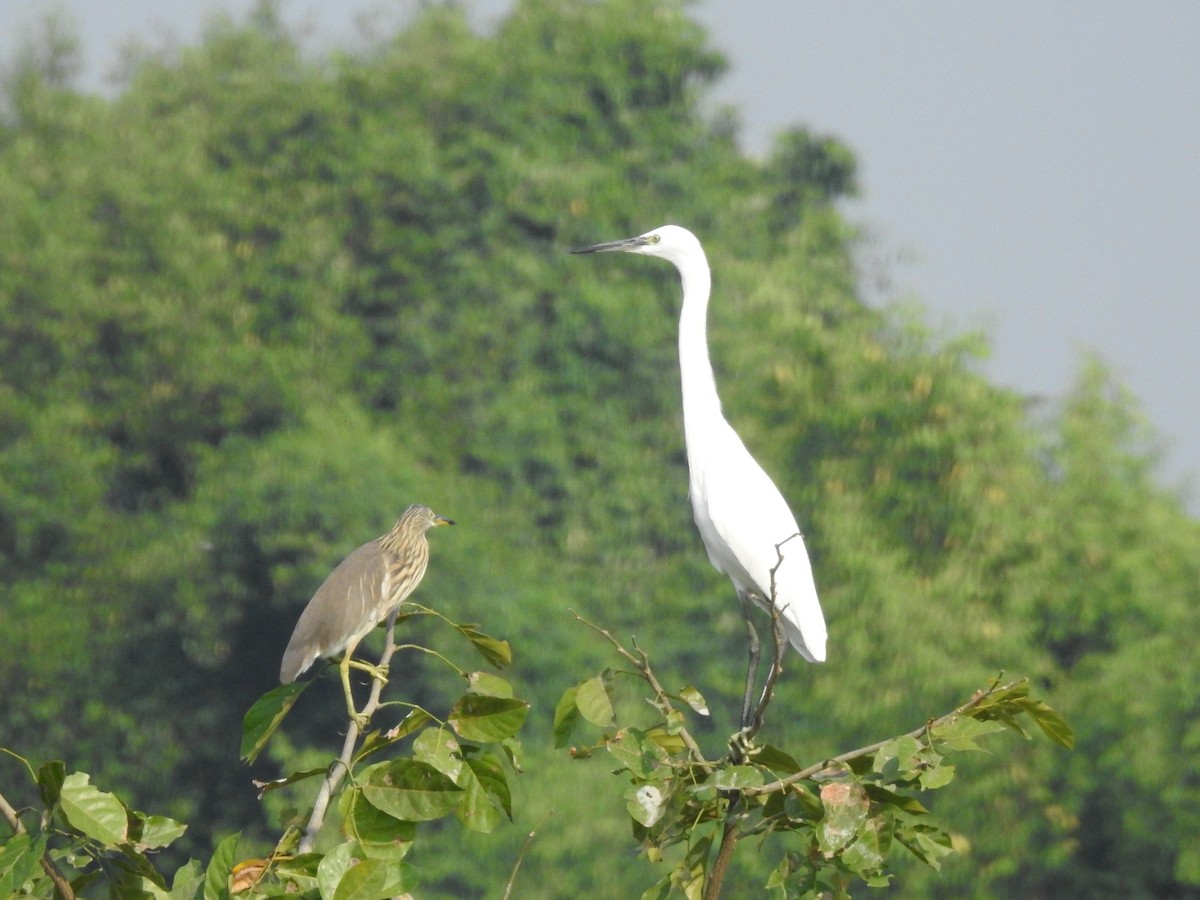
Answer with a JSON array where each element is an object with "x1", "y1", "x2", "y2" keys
[{"x1": 4, "y1": 1, "x2": 1198, "y2": 508}]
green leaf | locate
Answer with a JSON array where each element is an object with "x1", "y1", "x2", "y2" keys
[
  {"x1": 817, "y1": 781, "x2": 870, "y2": 855},
  {"x1": 454, "y1": 623, "x2": 512, "y2": 668},
  {"x1": 1018, "y1": 699, "x2": 1076, "y2": 749},
  {"x1": 252, "y1": 767, "x2": 327, "y2": 798},
  {"x1": 360, "y1": 760, "x2": 464, "y2": 821},
  {"x1": 0, "y1": 832, "x2": 47, "y2": 897},
  {"x1": 354, "y1": 709, "x2": 435, "y2": 765},
  {"x1": 895, "y1": 824, "x2": 955, "y2": 870},
  {"x1": 413, "y1": 727, "x2": 463, "y2": 780},
  {"x1": 677, "y1": 685, "x2": 709, "y2": 716},
  {"x1": 331, "y1": 857, "x2": 415, "y2": 900},
  {"x1": 607, "y1": 729, "x2": 666, "y2": 779},
  {"x1": 448, "y1": 694, "x2": 529, "y2": 742},
  {"x1": 316, "y1": 842, "x2": 358, "y2": 900},
  {"x1": 643, "y1": 726, "x2": 686, "y2": 755},
  {"x1": 456, "y1": 755, "x2": 512, "y2": 833},
  {"x1": 930, "y1": 716, "x2": 1007, "y2": 752},
  {"x1": 872, "y1": 736, "x2": 922, "y2": 775},
  {"x1": 466, "y1": 670, "x2": 514, "y2": 698},
  {"x1": 625, "y1": 783, "x2": 667, "y2": 828},
  {"x1": 918, "y1": 763, "x2": 956, "y2": 790},
  {"x1": 338, "y1": 788, "x2": 416, "y2": 861},
  {"x1": 239, "y1": 681, "x2": 310, "y2": 763},
  {"x1": 751, "y1": 744, "x2": 801, "y2": 776},
  {"x1": 204, "y1": 832, "x2": 240, "y2": 900},
  {"x1": 169, "y1": 859, "x2": 206, "y2": 900},
  {"x1": 272, "y1": 853, "x2": 322, "y2": 894},
  {"x1": 712, "y1": 766, "x2": 765, "y2": 791},
  {"x1": 501, "y1": 736, "x2": 525, "y2": 773},
  {"x1": 553, "y1": 686, "x2": 581, "y2": 749},
  {"x1": 136, "y1": 814, "x2": 188, "y2": 850},
  {"x1": 863, "y1": 783, "x2": 929, "y2": 816},
  {"x1": 59, "y1": 772, "x2": 128, "y2": 846},
  {"x1": 842, "y1": 813, "x2": 893, "y2": 875},
  {"x1": 575, "y1": 673, "x2": 614, "y2": 728},
  {"x1": 37, "y1": 760, "x2": 66, "y2": 809}
]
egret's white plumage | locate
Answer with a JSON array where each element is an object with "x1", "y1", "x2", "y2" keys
[{"x1": 573, "y1": 225, "x2": 827, "y2": 662}]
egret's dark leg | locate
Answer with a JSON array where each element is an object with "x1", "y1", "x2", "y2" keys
[{"x1": 737, "y1": 592, "x2": 760, "y2": 731}]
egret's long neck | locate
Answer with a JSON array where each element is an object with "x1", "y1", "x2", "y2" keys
[{"x1": 676, "y1": 258, "x2": 724, "y2": 451}]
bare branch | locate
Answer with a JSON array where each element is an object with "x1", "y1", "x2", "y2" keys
[
  {"x1": 299, "y1": 612, "x2": 403, "y2": 853},
  {"x1": 744, "y1": 679, "x2": 1011, "y2": 797},
  {"x1": 571, "y1": 611, "x2": 713, "y2": 770}
]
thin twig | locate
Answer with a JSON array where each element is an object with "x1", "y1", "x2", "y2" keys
[
  {"x1": 501, "y1": 811, "x2": 553, "y2": 900},
  {"x1": 0, "y1": 788, "x2": 75, "y2": 900},
  {"x1": 571, "y1": 612, "x2": 712, "y2": 770},
  {"x1": 744, "y1": 680, "x2": 1010, "y2": 797},
  {"x1": 298, "y1": 614, "x2": 402, "y2": 853}
]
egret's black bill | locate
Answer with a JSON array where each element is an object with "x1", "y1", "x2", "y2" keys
[{"x1": 569, "y1": 235, "x2": 649, "y2": 254}]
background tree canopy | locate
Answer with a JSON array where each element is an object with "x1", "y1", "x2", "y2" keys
[{"x1": 1, "y1": 1, "x2": 1197, "y2": 897}]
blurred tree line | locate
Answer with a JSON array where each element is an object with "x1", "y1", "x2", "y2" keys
[{"x1": 1, "y1": 0, "x2": 1197, "y2": 897}]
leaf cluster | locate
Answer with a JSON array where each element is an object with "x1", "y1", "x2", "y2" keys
[{"x1": 552, "y1": 617, "x2": 1073, "y2": 898}]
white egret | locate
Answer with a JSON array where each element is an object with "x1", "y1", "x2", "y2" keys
[{"x1": 572, "y1": 225, "x2": 827, "y2": 665}]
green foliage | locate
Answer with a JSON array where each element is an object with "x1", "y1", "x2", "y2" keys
[
  {"x1": 1, "y1": 0, "x2": 1198, "y2": 897},
  {"x1": 552, "y1": 620, "x2": 1072, "y2": 897}
]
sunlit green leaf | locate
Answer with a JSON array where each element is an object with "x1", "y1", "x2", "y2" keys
[
  {"x1": 575, "y1": 673, "x2": 614, "y2": 728},
  {"x1": 354, "y1": 709, "x2": 435, "y2": 765},
  {"x1": 607, "y1": 729, "x2": 666, "y2": 779},
  {"x1": 711, "y1": 765, "x2": 765, "y2": 791},
  {"x1": 842, "y1": 813, "x2": 893, "y2": 875},
  {"x1": 338, "y1": 788, "x2": 416, "y2": 861},
  {"x1": 448, "y1": 694, "x2": 529, "y2": 742},
  {"x1": 0, "y1": 832, "x2": 46, "y2": 897},
  {"x1": 135, "y1": 814, "x2": 188, "y2": 850},
  {"x1": 466, "y1": 670, "x2": 514, "y2": 698},
  {"x1": 331, "y1": 856, "x2": 415, "y2": 900},
  {"x1": 203, "y1": 831, "x2": 240, "y2": 900},
  {"x1": 169, "y1": 859, "x2": 205, "y2": 900},
  {"x1": 454, "y1": 623, "x2": 512, "y2": 668},
  {"x1": 918, "y1": 763, "x2": 956, "y2": 790},
  {"x1": 239, "y1": 681, "x2": 309, "y2": 764},
  {"x1": 677, "y1": 685, "x2": 709, "y2": 716},
  {"x1": 456, "y1": 754, "x2": 511, "y2": 833},
  {"x1": 413, "y1": 727, "x2": 463, "y2": 780},
  {"x1": 59, "y1": 772, "x2": 128, "y2": 846},
  {"x1": 360, "y1": 760, "x2": 463, "y2": 821},
  {"x1": 930, "y1": 716, "x2": 1007, "y2": 752},
  {"x1": 872, "y1": 736, "x2": 922, "y2": 775}
]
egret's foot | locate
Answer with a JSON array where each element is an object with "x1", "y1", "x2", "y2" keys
[
  {"x1": 350, "y1": 710, "x2": 371, "y2": 731},
  {"x1": 348, "y1": 660, "x2": 390, "y2": 683}
]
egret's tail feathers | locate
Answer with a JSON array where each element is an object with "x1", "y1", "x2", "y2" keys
[{"x1": 780, "y1": 613, "x2": 826, "y2": 663}]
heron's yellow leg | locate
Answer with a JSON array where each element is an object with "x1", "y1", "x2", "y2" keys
[
  {"x1": 338, "y1": 644, "x2": 370, "y2": 730},
  {"x1": 347, "y1": 659, "x2": 390, "y2": 682}
]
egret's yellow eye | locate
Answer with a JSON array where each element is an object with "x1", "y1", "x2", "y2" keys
[{"x1": 649, "y1": 234, "x2": 661, "y2": 244}]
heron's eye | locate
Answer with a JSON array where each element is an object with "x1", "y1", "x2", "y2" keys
[{"x1": 649, "y1": 234, "x2": 661, "y2": 244}]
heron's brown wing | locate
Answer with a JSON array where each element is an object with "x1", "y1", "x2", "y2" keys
[{"x1": 279, "y1": 541, "x2": 387, "y2": 683}]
